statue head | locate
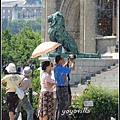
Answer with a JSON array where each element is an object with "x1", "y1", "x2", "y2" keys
[{"x1": 47, "y1": 11, "x2": 64, "y2": 27}]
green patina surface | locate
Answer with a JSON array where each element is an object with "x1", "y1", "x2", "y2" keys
[{"x1": 47, "y1": 11, "x2": 101, "y2": 58}]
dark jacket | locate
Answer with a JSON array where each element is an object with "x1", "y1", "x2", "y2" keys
[{"x1": 17, "y1": 66, "x2": 25, "y2": 74}]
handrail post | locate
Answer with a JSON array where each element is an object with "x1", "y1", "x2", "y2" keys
[{"x1": 79, "y1": 67, "x2": 82, "y2": 84}]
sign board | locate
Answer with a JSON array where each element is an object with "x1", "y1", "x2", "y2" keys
[{"x1": 84, "y1": 101, "x2": 93, "y2": 106}]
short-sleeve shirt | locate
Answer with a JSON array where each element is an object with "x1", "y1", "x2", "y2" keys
[
  {"x1": 1, "y1": 74, "x2": 22, "y2": 93},
  {"x1": 40, "y1": 71, "x2": 54, "y2": 92},
  {"x1": 54, "y1": 64, "x2": 71, "y2": 86},
  {"x1": 20, "y1": 77, "x2": 32, "y2": 93}
]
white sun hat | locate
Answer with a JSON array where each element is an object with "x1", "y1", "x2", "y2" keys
[
  {"x1": 6, "y1": 63, "x2": 16, "y2": 73},
  {"x1": 22, "y1": 66, "x2": 32, "y2": 76}
]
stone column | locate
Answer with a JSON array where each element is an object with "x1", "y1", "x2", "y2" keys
[
  {"x1": 79, "y1": 0, "x2": 84, "y2": 52},
  {"x1": 80, "y1": 0, "x2": 97, "y2": 53},
  {"x1": 84, "y1": 0, "x2": 97, "y2": 53},
  {"x1": 41, "y1": 0, "x2": 56, "y2": 42},
  {"x1": 117, "y1": 0, "x2": 119, "y2": 42}
]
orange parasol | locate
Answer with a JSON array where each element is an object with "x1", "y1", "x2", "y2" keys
[{"x1": 31, "y1": 41, "x2": 61, "y2": 58}]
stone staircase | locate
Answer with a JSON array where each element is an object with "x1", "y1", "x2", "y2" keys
[
  {"x1": 90, "y1": 64, "x2": 119, "y2": 90},
  {"x1": 71, "y1": 63, "x2": 119, "y2": 95}
]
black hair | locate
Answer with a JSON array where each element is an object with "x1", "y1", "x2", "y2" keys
[
  {"x1": 41, "y1": 61, "x2": 51, "y2": 70},
  {"x1": 55, "y1": 55, "x2": 63, "y2": 64},
  {"x1": 27, "y1": 60, "x2": 31, "y2": 63}
]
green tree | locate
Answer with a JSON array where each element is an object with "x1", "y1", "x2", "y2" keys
[
  {"x1": 2, "y1": 16, "x2": 42, "y2": 34},
  {"x1": 7, "y1": 19, "x2": 26, "y2": 34},
  {"x1": 2, "y1": 18, "x2": 8, "y2": 30},
  {"x1": 2, "y1": 27, "x2": 41, "y2": 68}
]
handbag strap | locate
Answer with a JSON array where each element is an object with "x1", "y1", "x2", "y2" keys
[{"x1": 10, "y1": 76, "x2": 17, "y2": 87}]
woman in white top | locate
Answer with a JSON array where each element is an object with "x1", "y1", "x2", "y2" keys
[
  {"x1": 37, "y1": 61, "x2": 56, "y2": 120},
  {"x1": 1, "y1": 63, "x2": 24, "y2": 120}
]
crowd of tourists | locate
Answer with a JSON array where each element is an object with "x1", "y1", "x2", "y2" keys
[{"x1": 1, "y1": 54, "x2": 75, "y2": 120}]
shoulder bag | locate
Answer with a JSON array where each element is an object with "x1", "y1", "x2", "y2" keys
[{"x1": 10, "y1": 76, "x2": 24, "y2": 100}]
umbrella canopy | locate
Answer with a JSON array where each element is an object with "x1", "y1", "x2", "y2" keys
[{"x1": 31, "y1": 41, "x2": 61, "y2": 58}]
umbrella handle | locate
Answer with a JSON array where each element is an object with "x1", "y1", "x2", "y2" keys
[
  {"x1": 46, "y1": 53, "x2": 51, "y2": 61},
  {"x1": 46, "y1": 53, "x2": 54, "y2": 67}
]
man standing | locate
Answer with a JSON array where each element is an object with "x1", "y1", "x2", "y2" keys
[
  {"x1": 54, "y1": 55, "x2": 75, "y2": 120},
  {"x1": 17, "y1": 62, "x2": 25, "y2": 75},
  {"x1": 2, "y1": 61, "x2": 9, "y2": 74}
]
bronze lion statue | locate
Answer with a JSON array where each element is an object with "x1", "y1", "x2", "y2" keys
[
  {"x1": 47, "y1": 11, "x2": 101, "y2": 58},
  {"x1": 47, "y1": 11, "x2": 79, "y2": 54}
]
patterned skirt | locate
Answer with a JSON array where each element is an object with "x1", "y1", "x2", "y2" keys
[
  {"x1": 6, "y1": 92, "x2": 19, "y2": 114},
  {"x1": 37, "y1": 91, "x2": 54, "y2": 118}
]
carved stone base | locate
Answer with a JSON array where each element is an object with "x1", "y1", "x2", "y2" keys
[{"x1": 48, "y1": 52, "x2": 101, "y2": 58}]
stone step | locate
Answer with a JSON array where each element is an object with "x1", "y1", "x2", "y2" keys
[
  {"x1": 105, "y1": 68, "x2": 118, "y2": 71},
  {"x1": 91, "y1": 77, "x2": 118, "y2": 81},
  {"x1": 95, "y1": 71, "x2": 118, "y2": 76},
  {"x1": 91, "y1": 79, "x2": 118, "y2": 82},
  {"x1": 91, "y1": 82, "x2": 118, "y2": 85},
  {"x1": 93, "y1": 75, "x2": 118, "y2": 79},
  {"x1": 91, "y1": 76, "x2": 118, "y2": 80},
  {"x1": 103, "y1": 70, "x2": 118, "y2": 74},
  {"x1": 110, "y1": 64, "x2": 119, "y2": 68},
  {"x1": 91, "y1": 77, "x2": 118, "y2": 80},
  {"x1": 91, "y1": 79, "x2": 118, "y2": 83},
  {"x1": 94, "y1": 74, "x2": 118, "y2": 79},
  {"x1": 98, "y1": 72, "x2": 118, "y2": 76},
  {"x1": 91, "y1": 84, "x2": 118, "y2": 87}
]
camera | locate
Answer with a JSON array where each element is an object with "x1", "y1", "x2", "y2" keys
[{"x1": 68, "y1": 54, "x2": 76, "y2": 60}]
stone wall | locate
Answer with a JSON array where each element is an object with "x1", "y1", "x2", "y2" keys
[
  {"x1": 39, "y1": 57, "x2": 118, "y2": 84},
  {"x1": 96, "y1": 36, "x2": 117, "y2": 54},
  {"x1": 41, "y1": 0, "x2": 56, "y2": 42}
]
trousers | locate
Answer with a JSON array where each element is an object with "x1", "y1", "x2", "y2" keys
[
  {"x1": 14, "y1": 95, "x2": 34, "y2": 120},
  {"x1": 55, "y1": 86, "x2": 70, "y2": 120}
]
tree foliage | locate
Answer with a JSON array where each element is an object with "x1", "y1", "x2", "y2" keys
[
  {"x1": 2, "y1": 16, "x2": 42, "y2": 34},
  {"x1": 2, "y1": 27, "x2": 41, "y2": 68},
  {"x1": 2, "y1": 18, "x2": 8, "y2": 30}
]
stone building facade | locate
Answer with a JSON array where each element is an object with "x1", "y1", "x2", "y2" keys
[
  {"x1": 2, "y1": 0, "x2": 42, "y2": 21},
  {"x1": 41, "y1": 0, "x2": 118, "y2": 54}
]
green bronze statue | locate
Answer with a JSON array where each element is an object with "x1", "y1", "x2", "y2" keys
[{"x1": 47, "y1": 11, "x2": 101, "y2": 58}]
